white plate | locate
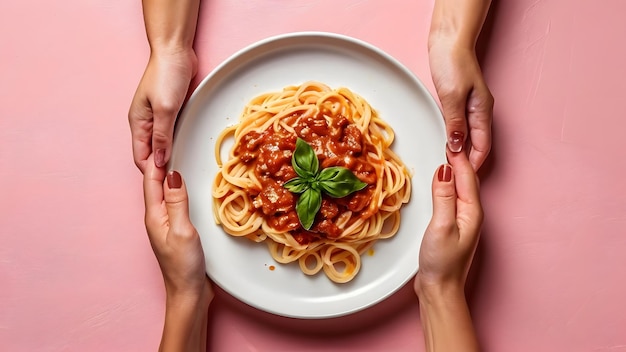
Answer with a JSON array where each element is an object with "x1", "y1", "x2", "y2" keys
[{"x1": 171, "y1": 32, "x2": 445, "y2": 318}]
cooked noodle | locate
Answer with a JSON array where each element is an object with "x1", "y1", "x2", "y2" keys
[{"x1": 212, "y1": 81, "x2": 411, "y2": 283}]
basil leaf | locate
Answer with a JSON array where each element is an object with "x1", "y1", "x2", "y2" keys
[
  {"x1": 318, "y1": 166, "x2": 368, "y2": 198},
  {"x1": 296, "y1": 187, "x2": 322, "y2": 230},
  {"x1": 292, "y1": 138, "x2": 319, "y2": 179},
  {"x1": 283, "y1": 177, "x2": 309, "y2": 194}
]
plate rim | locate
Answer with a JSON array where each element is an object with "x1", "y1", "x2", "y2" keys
[{"x1": 173, "y1": 31, "x2": 444, "y2": 318}]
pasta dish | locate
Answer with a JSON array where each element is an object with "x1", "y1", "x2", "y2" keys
[{"x1": 212, "y1": 81, "x2": 411, "y2": 283}]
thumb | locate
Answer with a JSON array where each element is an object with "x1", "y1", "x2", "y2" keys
[
  {"x1": 152, "y1": 104, "x2": 179, "y2": 168},
  {"x1": 429, "y1": 164, "x2": 457, "y2": 230},
  {"x1": 439, "y1": 90, "x2": 469, "y2": 154},
  {"x1": 466, "y1": 84, "x2": 494, "y2": 171},
  {"x1": 164, "y1": 170, "x2": 193, "y2": 233}
]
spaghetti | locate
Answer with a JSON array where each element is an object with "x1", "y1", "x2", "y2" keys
[{"x1": 212, "y1": 81, "x2": 411, "y2": 283}]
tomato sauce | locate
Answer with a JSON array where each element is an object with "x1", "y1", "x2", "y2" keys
[{"x1": 234, "y1": 111, "x2": 377, "y2": 243}]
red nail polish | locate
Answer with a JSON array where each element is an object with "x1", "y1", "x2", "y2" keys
[
  {"x1": 167, "y1": 170, "x2": 182, "y2": 189},
  {"x1": 437, "y1": 164, "x2": 452, "y2": 182},
  {"x1": 155, "y1": 149, "x2": 166, "y2": 167},
  {"x1": 447, "y1": 131, "x2": 464, "y2": 153}
]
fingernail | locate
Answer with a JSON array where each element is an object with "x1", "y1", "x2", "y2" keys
[
  {"x1": 155, "y1": 149, "x2": 166, "y2": 167},
  {"x1": 437, "y1": 164, "x2": 452, "y2": 182},
  {"x1": 447, "y1": 131, "x2": 464, "y2": 153},
  {"x1": 167, "y1": 170, "x2": 182, "y2": 189}
]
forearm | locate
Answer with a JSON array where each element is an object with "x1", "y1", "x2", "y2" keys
[
  {"x1": 142, "y1": 0, "x2": 200, "y2": 54},
  {"x1": 418, "y1": 286, "x2": 479, "y2": 352},
  {"x1": 429, "y1": 0, "x2": 492, "y2": 50},
  {"x1": 160, "y1": 290, "x2": 211, "y2": 352}
]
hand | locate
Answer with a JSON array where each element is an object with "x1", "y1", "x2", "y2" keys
[
  {"x1": 429, "y1": 41, "x2": 494, "y2": 171},
  {"x1": 129, "y1": 49, "x2": 197, "y2": 173},
  {"x1": 143, "y1": 154, "x2": 212, "y2": 351},
  {"x1": 143, "y1": 154, "x2": 212, "y2": 302},
  {"x1": 414, "y1": 150, "x2": 483, "y2": 299}
]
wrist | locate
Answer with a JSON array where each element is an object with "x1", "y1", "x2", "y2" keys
[
  {"x1": 417, "y1": 282, "x2": 480, "y2": 351},
  {"x1": 418, "y1": 285, "x2": 469, "y2": 329},
  {"x1": 428, "y1": 30, "x2": 476, "y2": 53},
  {"x1": 427, "y1": 38, "x2": 478, "y2": 70},
  {"x1": 416, "y1": 281, "x2": 465, "y2": 307},
  {"x1": 166, "y1": 280, "x2": 213, "y2": 311},
  {"x1": 146, "y1": 47, "x2": 198, "y2": 79},
  {"x1": 149, "y1": 43, "x2": 197, "y2": 61}
]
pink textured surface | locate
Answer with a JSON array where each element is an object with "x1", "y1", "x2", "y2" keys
[{"x1": 1, "y1": 0, "x2": 625, "y2": 351}]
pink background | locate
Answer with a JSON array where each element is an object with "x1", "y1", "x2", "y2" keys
[{"x1": 2, "y1": 0, "x2": 625, "y2": 351}]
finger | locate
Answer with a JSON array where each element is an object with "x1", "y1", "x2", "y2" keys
[
  {"x1": 143, "y1": 154, "x2": 167, "y2": 240},
  {"x1": 429, "y1": 164, "x2": 457, "y2": 232},
  {"x1": 151, "y1": 101, "x2": 180, "y2": 168},
  {"x1": 468, "y1": 126, "x2": 491, "y2": 171},
  {"x1": 163, "y1": 170, "x2": 194, "y2": 236},
  {"x1": 133, "y1": 147, "x2": 150, "y2": 173},
  {"x1": 438, "y1": 88, "x2": 469, "y2": 154},
  {"x1": 131, "y1": 129, "x2": 152, "y2": 174},
  {"x1": 446, "y1": 150, "x2": 480, "y2": 203},
  {"x1": 129, "y1": 103, "x2": 154, "y2": 174},
  {"x1": 467, "y1": 84, "x2": 494, "y2": 170},
  {"x1": 446, "y1": 150, "x2": 483, "y2": 231}
]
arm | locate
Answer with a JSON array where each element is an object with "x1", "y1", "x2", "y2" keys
[
  {"x1": 414, "y1": 150, "x2": 483, "y2": 351},
  {"x1": 429, "y1": 0, "x2": 494, "y2": 170},
  {"x1": 129, "y1": 0, "x2": 201, "y2": 172},
  {"x1": 142, "y1": 0, "x2": 200, "y2": 53},
  {"x1": 430, "y1": 0, "x2": 491, "y2": 49},
  {"x1": 161, "y1": 288, "x2": 211, "y2": 352},
  {"x1": 144, "y1": 156, "x2": 213, "y2": 351},
  {"x1": 419, "y1": 287, "x2": 478, "y2": 352}
]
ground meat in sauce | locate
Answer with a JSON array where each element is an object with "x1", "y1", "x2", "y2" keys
[
  {"x1": 234, "y1": 111, "x2": 376, "y2": 241},
  {"x1": 292, "y1": 230, "x2": 316, "y2": 245},
  {"x1": 268, "y1": 210, "x2": 300, "y2": 232},
  {"x1": 319, "y1": 199, "x2": 339, "y2": 219},
  {"x1": 311, "y1": 219, "x2": 342, "y2": 239},
  {"x1": 335, "y1": 185, "x2": 375, "y2": 213},
  {"x1": 254, "y1": 180, "x2": 295, "y2": 216}
]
